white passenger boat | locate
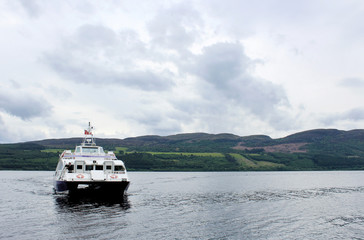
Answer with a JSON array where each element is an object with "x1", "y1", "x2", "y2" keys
[{"x1": 53, "y1": 123, "x2": 130, "y2": 195}]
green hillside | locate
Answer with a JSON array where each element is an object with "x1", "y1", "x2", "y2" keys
[{"x1": 2, "y1": 129, "x2": 364, "y2": 171}]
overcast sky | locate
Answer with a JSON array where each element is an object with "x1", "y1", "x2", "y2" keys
[{"x1": 1, "y1": 0, "x2": 364, "y2": 143}]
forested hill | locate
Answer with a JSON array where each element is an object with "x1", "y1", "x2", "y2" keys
[
  {"x1": 31, "y1": 129, "x2": 364, "y2": 154},
  {"x1": 2, "y1": 129, "x2": 364, "y2": 171},
  {"x1": 31, "y1": 132, "x2": 242, "y2": 152}
]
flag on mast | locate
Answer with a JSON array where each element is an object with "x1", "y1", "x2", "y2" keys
[{"x1": 84, "y1": 130, "x2": 92, "y2": 135}]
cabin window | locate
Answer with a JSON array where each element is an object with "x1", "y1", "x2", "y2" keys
[
  {"x1": 82, "y1": 147, "x2": 99, "y2": 154},
  {"x1": 114, "y1": 166, "x2": 125, "y2": 171},
  {"x1": 77, "y1": 165, "x2": 83, "y2": 170},
  {"x1": 95, "y1": 165, "x2": 103, "y2": 170},
  {"x1": 85, "y1": 165, "x2": 93, "y2": 171},
  {"x1": 75, "y1": 147, "x2": 81, "y2": 153},
  {"x1": 106, "y1": 165, "x2": 112, "y2": 170}
]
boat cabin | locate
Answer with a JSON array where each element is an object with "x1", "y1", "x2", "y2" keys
[{"x1": 75, "y1": 146, "x2": 104, "y2": 154}]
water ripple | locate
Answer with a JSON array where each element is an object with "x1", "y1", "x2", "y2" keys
[
  {"x1": 134, "y1": 186, "x2": 364, "y2": 210},
  {"x1": 3, "y1": 171, "x2": 364, "y2": 240}
]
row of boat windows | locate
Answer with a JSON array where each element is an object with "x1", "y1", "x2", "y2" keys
[
  {"x1": 67, "y1": 165, "x2": 125, "y2": 171},
  {"x1": 75, "y1": 146, "x2": 104, "y2": 154}
]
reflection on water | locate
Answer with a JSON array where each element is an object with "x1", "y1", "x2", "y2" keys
[
  {"x1": 54, "y1": 193, "x2": 131, "y2": 211},
  {"x1": 53, "y1": 193, "x2": 132, "y2": 240}
]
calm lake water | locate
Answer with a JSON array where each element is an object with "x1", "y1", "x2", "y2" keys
[{"x1": 1, "y1": 171, "x2": 364, "y2": 239}]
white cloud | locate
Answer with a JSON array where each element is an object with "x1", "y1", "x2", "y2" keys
[{"x1": 1, "y1": 0, "x2": 364, "y2": 142}]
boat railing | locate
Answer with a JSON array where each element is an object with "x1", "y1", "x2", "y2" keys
[{"x1": 59, "y1": 167, "x2": 68, "y2": 180}]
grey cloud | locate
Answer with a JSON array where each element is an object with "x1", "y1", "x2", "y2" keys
[
  {"x1": 75, "y1": 24, "x2": 117, "y2": 47},
  {"x1": 10, "y1": 79, "x2": 21, "y2": 89},
  {"x1": 322, "y1": 108, "x2": 364, "y2": 125},
  {"x1": 0, "y1": 91, "x2": 52, "y2": 120},
  {"x1": 188, "y1": 42, "x2": 289, "y2": 118},
  {"x1": 48, "y1": 86, "x2": 72, "y2": 99},
  {"x1": 346, "y1": 109, "x2": 364, "y2": 120},
  {"x1": 147, "y1": 3, "x2": 203, "y2": 51},
  {"x1": 192, "y1": 43, "x2": 250, "y2": 88},
  {"x1": 18, "y1": 0, "x2": 41, "y2": 18},
  {"x1": 44, "y1": 24, "x2": 174, "y2": 91},
  {"x1": 339, "y1": 77, "x2": 364, "y2": 88},
  {"x1": 130, "y1": 110, "x2": 183, "y2": 136},
  {"x1": 114, "y1": 71, "x2": 174, "y2": 91},
  {"x1": 237, "y1": 78, "x2": 288, "y2": 115},
  {"x1": 45, "y1": 52, "x2": 173, "y2": 91}
]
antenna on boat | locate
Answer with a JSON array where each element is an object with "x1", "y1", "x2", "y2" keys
[{"x1": 82, "y1": 122, "x2": 96, "y2": 146}]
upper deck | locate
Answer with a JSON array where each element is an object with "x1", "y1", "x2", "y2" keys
[
  {"x1": 75, "y1": 146, "x2": 105, "y2": 155},
  {"x1": 61, "y1": 146, "x2": 117, "y2": 160}
]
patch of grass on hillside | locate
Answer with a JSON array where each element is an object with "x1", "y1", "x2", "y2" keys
[
  {"x1": 229, "y1": 153, "x2": 285, "y2": 170},
  {"x1": 114, "y1": 147, "x2": 128, "y2": 154},
  {"x1": 229, "y1": 153, "x2": 256, "y2": 168}
]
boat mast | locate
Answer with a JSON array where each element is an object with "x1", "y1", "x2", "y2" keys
[{"x1": 82, "y1": 122, "x2": 95, "y2": 146}]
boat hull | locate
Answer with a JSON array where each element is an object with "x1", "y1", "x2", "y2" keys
[
  {"x1": 54, "y1": 180, "x2": 69, "y2": 192},
  {"x1": 54, "y1": 180, "x2": 130, "y2": 195}
]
